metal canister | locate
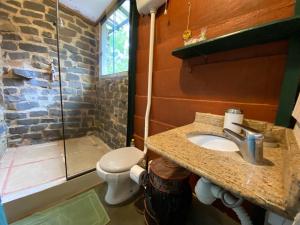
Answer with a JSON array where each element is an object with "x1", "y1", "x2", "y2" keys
[{"x1": 224, "y1": 108, "x2": 244, "y2": 133}]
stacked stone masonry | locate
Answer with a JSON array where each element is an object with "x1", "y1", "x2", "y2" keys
[
  {"x1": 0, "y1": 0, "x2": 99, "y2": 147},
  {"x1": 96, "y1": 73, "x2": 128, "y2": 149},
  {"x1": 0, "y1": 0, "x2": 129, "y2": 149},
  {"x1": 0, "y1": 34, "x2": 7, "y2": 158}
]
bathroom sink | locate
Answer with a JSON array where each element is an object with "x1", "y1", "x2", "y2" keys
[{"x1": 187, "y1": 134, "x2": 239, "y2": 152}]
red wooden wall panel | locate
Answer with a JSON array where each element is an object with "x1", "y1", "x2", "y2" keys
[
  {"x1": 133, "y1": 1, "x2": 295, "y2": 220},
  {"x1": 134, "y1": 0, "x2": 294, "y2": 148}
]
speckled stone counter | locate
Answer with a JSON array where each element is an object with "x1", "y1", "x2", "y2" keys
[{"x1": 146, "y1": 113, "x2": 300, "y2": 218}]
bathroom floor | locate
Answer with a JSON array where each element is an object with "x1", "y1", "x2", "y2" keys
[
  {"x1": 95, "y1": 184, "x2": 240, "y2": 225},
  {"x1": 0, "y1": 135, "x2": 110, "y2": 202},
  {"x1": 8, "y1": 181, "x2": 240, "y2": 225}
]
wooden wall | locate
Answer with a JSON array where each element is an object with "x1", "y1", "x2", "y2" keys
[{"x1": 134, "y1": 0, "x2": 295, "y2": 151}]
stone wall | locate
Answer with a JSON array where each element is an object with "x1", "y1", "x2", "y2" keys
[
  {"x1": 0, "y1": 34, "x2": 7, "y2": 158},
  {"x1": 0, "y1": 0, "x2": 98, "y2": 146},
  {"x1": 96, "y1": 73, "x2": 128, "y2": 149}
]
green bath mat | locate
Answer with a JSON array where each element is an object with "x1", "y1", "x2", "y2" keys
[{"x1": 12, "y1": 190, "x2": 110, "y2": 225}]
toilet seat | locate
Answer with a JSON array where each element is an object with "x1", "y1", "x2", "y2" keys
[{"x1": 99, "y1": 147, "x2": 144, "y2": 173}]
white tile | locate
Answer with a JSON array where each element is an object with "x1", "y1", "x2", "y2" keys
[
  {"x1": 1, "y1": 136, "x2": 110, "y2": 200},
  {"x1": 0, "y1": 148, "x2": 16, "y2": 169},
  {"x1": 1, "y1": 177, "x2": 66, "y2": 203},
  {"x1": 18, "y1": 141, "x2": 61, "y2": 150},
  {"x1": 0, "y1": 168, "x2": 9, "y2": 194},
  {"x1": 4, "y1": 157, "x2": 65, "y2": 194},
  {"x1": 65, "y1": 136, "x2": 110, "y2": 176},
  {"x1": 13, "y1": 143, "x2": 64, "y2": 166},
  {"x1": 66, "y1": 148, "x2": 107, "y2": 176}
]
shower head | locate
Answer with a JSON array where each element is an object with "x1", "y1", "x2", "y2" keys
[{"x1": 136, "y1": 0, "x2": 166, "y2": 15}]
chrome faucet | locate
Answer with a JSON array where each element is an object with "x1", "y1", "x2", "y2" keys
[{"x1": 223, "y1": 123, "x2": 264, "y2": 165}]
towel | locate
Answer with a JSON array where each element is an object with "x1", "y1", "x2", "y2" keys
[
  {"x1": 292, "y1": 93, "x2": 300, "y2": 123},
  {"x1": 293, "y1": 213, "x2": 300, "y2": 225}
]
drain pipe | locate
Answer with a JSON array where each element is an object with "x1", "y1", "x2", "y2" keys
[
  {"x1": 143, "y1": 9, "x2": 157, "y2": 154},
  {"x1": 195, "y1": 178, "x2": 253, "y2": 225}
]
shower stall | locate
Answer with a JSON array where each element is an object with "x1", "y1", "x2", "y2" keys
[{"x1": 0, "y1": 0, "x2": 133, "y2": 202}]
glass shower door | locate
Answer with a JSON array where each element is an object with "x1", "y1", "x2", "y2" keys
[
  {"x1": 57, "y1": 0, "x2": 131, "y2": 179},
  {"x1": 0, "y1": 0, "x2": 66, "y2": 201},
  {"x1": 57, "y1": 2, "x2": 110, "y2": 178}
]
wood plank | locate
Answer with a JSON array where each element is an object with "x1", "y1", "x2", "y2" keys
[
  {"x1": 155, "y1": 0, "x2": 294, "y2": 47},
  {"x1": 135, "y1": 96, "x2": 278, "y2": 126},
  {"x1": 134, "y1": 115, "x2": 175, "y2": 137},
  {"x1": 133, "y1": 134, "x2": 161, "y2": 160},
  {"x1": 172, "y1": 17, "x2": 300, "y2": 59},
  {"x1": 154, "y1": 55, "x2": 285, "y2": 104},
  {"x1": 134, "y1": 0, "x2": 295, "y2": 222}
]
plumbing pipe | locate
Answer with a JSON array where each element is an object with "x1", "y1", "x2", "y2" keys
[
  {"x1": 232, "y1": 207, "x2": 253, "y2": 225},
  {"x1": 222, "y1": 192, "x2": 252, "y2": 225},
  {"x1": 143, "y1": 10, "x2": 157, "y2": 154},
  {"x1": 195, "y1": 178, "x2": 253, "y2": 225}
]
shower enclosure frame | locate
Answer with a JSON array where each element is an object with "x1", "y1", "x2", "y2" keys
[
  {"x1": 126, "y1": 0, "x2": 139, "y2": 146},
  {"x1": 55, "y1": 0, "x2": 68, "y2": 180},
  {"x1": 54, "y1": 0, "x2": 139, "y2": 180}
]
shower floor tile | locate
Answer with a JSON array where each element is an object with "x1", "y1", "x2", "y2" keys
[
  {"x1": 0, "y1": 148, "x2": 16, "y2": 169},
  {"x1": 0, "y1": 168, "x2": 9, "y2": 193},
  {"x1": 66, "y1": 136, "x2": 110, "y2": 177},
  {"x1": 0, "y1": 144, "x2": 66, "y2": 203},
  {"x1": 0, "y1": 135, "x2": 110, "y2": 203},
  {"x1": 13, "y1": 143, "x2": 64, "y2": 166},
  {"x1": 4, "y1": 157, "x2": 65, "y2": 194}
]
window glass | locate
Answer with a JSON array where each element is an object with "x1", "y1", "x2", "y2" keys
[{"x1": 101, "y1": 0, "x2": 130, "y2": 75}]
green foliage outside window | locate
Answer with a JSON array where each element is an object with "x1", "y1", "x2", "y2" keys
[{"x1": 101, "y1": 1, "x2": 130, "y2": 75}]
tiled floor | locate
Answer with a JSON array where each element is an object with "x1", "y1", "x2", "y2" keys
[
  {"x1": 65, "y1": 135, "x2": 111, "y2": 177},
  {"x1": 0, "y1": 135, "x2": 110, "y2": 203},
  {"x1": 0, "y1": 141, "x2": 66, "y2": 203}
]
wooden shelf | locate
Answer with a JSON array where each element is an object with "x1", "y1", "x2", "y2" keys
[{"x1": 172, "y1": 16, "x2": 300, "y2": 59}]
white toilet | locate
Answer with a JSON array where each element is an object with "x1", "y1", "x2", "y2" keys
[
  {"x1": 96, "y1": 0, "x2": 166, "y2": 206},
  {"x1": 96, "y1": 146, "x2": 145, "y2": 205}
]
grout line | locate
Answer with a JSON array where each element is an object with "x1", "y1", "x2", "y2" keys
[
  {"x1": 135, "y1": 95, "x2": 279, "y2": 107},
  {"x1": 1, "y1": 135, "x2": 106, "y2": 200},
  {"x1": 12, "y1": 156, "x2": 64, "y2": 168},
  {"x1": 3, "y1": 176, "x2": 66, "y2": 195},
  {"x1": 1, "y1": 151, "x2": 16, "y2": 196},
  {"x1": 0, "y1": 155, "x2": 64, "y2": 169}
]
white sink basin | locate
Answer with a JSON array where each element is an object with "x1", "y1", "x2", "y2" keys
[{"x1": 187, "y1": 134, "x2": 239, "y2": 152}]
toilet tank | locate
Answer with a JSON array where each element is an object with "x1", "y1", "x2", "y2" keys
[{"x1": 136, "y1": 0, "x2": 166, "y2": 15}]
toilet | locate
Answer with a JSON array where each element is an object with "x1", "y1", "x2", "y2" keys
[{"x1": 96, "y1": 147, "x2": 145, "y2": 205}]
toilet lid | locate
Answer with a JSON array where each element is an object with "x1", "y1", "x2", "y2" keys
[{"x1": 99, "y1": 147, "x2": 145, "y2": 173}]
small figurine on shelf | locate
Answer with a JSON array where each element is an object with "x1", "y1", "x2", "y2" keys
[{"x1": 184, "y1": 27, "x2": 207, "y2": 46}]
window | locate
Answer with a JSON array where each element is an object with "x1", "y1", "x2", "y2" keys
[{"x1": 101, "y1": 0, "x2": 130, "y2": 75}]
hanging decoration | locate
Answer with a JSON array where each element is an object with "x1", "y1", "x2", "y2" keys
[
  {"x1": 183, "y1": 1, "x2": 207, "y2": 46},
  {"x1": 182, "y1": 1, "x2": 192, "y2": 42}
]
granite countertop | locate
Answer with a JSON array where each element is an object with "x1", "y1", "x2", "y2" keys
[{"x1": 145, "y1": 113, "x2": 300, "y2": 218}]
